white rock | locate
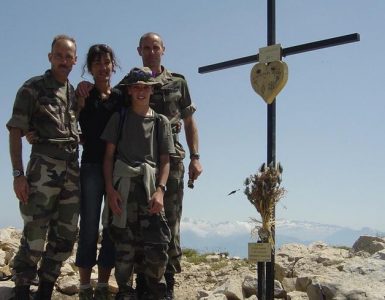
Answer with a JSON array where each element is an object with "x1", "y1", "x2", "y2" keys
[
  {"x1": 60, "y1": 262, "x2": 75, "y2": 276},
  {"x1": 0, "y1": 250, "x2": 6, "y2": 266},
  {"x1": 286, "y1": 290, "x2": 309, "y2": 300},
  {"x1": 213, "y1": 276, "x2": 243, "y2": 300},
  {"x1": 56, "y1": 275, "x2": 78, "y2": 295},
  {"x1": 202, "y1": 294, "x2": 227, "y2": 300},
  {"x1": 242, "y1": 275, "x2": 257, "y2": 298},
  {"x1": 205, "y1": 255, "x2": 221, "y2": 262}
]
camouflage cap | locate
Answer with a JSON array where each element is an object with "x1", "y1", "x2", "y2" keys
[{"x1": 119, "y1": 67, "x2": 159, "y2": 86}]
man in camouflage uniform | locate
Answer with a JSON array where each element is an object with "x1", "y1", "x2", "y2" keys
[
  {"x1": 7, "y1": 35, "x2": 80, "y2": 299},
  {"x1": 135, "y1": 32, "x2": 203, "y2": 299}
]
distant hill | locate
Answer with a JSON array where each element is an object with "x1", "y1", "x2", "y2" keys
[{"x1": 180, "y1": 217, "x2": 385, "y2": 257}]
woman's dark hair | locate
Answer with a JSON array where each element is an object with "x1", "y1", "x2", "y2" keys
[{"x1": 81, "y1": 44, "x2": 120, "y2": 77}]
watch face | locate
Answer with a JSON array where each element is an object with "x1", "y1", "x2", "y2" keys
[
  {"x1": 13, "y1": 170, "x2": 22, "y2": 177},
  {"x1": 158, "y1": 184, "x2": 166, "y2": 192},
  {"x1": 190, "y1": 153, "x2": 200, "y2": 160}
]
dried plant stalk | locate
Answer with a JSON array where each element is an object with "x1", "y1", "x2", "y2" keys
[{"x1": 244, "y1": 162, "x2": 286, "y2": 246}]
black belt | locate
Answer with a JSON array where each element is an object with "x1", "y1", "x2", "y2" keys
[{"x1": 32, "y1": 143, "x2": 78, "y2": 161}]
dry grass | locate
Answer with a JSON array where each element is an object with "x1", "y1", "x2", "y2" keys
[{"x1": 244, "y1": 162, "x2": 286, "y2": 247}]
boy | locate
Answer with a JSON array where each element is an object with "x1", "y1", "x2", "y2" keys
[{"x1": 101, "y1": 67, "x2": 174, "y2": 300}]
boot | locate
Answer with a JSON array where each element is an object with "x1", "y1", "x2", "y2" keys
[
  {"x1": 143, "y1": 277, "x2": 166, "y2": 300},
  {"x1": 135, "y1": 273, "x2": 147, "y2": 299},
  {"x1": 34, "y1": 281, "x2": 55, "y2": 300},
  {"x1": 14, "y1": 285, "x2": 30, "y2": 300},
  {"x1": 115, "y1": 285, "x2": 136, "y2": 300},
  {"x1": 164, "y1": 273, "x2": 175, "y2": 300}
]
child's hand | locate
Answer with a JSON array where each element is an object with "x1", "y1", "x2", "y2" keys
[{"x1": 149, "y1": 190, "x2": 164, "y2": 214}]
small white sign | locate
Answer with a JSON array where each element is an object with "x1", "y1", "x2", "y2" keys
[
  {"x1": 259, "y1": 44, "x2": 282, "y2": 63},
  {"x1": 248, "y1": 242, "x2": 272, "y2": 263}
]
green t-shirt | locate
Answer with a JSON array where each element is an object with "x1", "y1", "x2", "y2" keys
[{"x1": 101, "y1": 108, "x2": 175, "y2": 168}]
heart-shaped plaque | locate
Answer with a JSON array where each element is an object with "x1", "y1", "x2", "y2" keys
[{"x1": 250, "y1": 61, "x2": 288, "y2": 104}]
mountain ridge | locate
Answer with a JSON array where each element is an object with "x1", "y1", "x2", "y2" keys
[{"x1": 180, "y1": 217, "x2": 385, "y2": 257}]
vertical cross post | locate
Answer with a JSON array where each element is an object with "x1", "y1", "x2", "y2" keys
[{"x1": 266, "y1": 2, "x2": 276, "y2": 299}]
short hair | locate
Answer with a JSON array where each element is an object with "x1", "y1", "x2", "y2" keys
[
  {"x1": 51, "y1": 34, "x2": 76, "y2": 51},
  {"x1": 82, "y1": 44, "x2": 120, "y2": 77},
  {"x1": 138, "y1": 32, "x2": 164, "y2": 48}
]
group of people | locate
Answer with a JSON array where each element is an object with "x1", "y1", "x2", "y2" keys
[{"x1": 7, "y1": 32, "x2": 203, "y2": 300}]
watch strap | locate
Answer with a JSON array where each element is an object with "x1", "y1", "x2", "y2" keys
[
  {"x1": 157, "y1": 184, "x2": 166, "y2": 193},
  {"x1": 190, "y1": 153, "x2": 200, "y2": 160}
]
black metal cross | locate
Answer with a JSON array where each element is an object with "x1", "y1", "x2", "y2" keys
[{"x1": 198, "y1": 1, "x2": 359, "y2": 299}]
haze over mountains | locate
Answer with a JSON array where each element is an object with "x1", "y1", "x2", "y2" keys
[{"x1": 180, "y1": 217, "x2": 385, "y2": 257}]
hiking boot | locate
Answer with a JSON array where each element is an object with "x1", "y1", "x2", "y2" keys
[
  {"x1": 135, "y1": 273, "x2": 146, "y2": 300},
  {"x1": 34, "y1": 280, "x2": 55, "y2": 300},
  {"x1": 164, "y1": 273, "x2": 175, "y2": 300},
  {"x1": 115, "y1": 286, "x2": 137, "y2": 300},
  {"x1": 94, "y1": 286, "x2": 111, "y2": 300},
  {"x1": 78, "y1": 287, "x2": 94, "y2": 300},
  {"x1": 164, "y1": 290, "x2": 174, "y2": 300},
  {"x1": 139, "y1": 291, "x2": 156, "y2": 300},
  {"x1": 14, "y1": 285, "x2": 31, "y2": 300}
]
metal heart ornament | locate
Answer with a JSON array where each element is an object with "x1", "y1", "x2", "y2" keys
[{"x1": 250, "y1": 61, "x2": 288, "y2": 104}]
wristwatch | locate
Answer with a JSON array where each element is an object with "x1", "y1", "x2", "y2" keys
[
  {"x1": 12, "y1": 169, "x2": 24, "y2": 177},
  {"x1": 157, "y1": 184, "x2": 167, "y2": 193},
  {"x1": 190, "y1": 153, "x2": 200, "y2": 160}
]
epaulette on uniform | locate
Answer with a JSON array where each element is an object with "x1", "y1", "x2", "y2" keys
[
  {"x1": 24, "y1": 74, "x2": 44, "y2": 87},
  {"x1": 170, "y1": 72, "x2": 185, "y2": 80}
]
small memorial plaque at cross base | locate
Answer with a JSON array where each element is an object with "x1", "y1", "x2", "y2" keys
[{"x1": 248, "y1": 242, "x2": 271, "y2": 263}]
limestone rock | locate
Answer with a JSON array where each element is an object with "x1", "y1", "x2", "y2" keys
[
  {"x1": 1, "y1": 228, "x2": 385, "y2": 299},
  {"x1": 242, "y1": 275, "x2": 257, "y2": 298},
  {"x1": 56, "y1": 275, "x2": 78, "y2": 295},
  {"x1": 352, "y1": 235, "x2": 385, "y2": 255},
  {"x1": 287, "y1": 290, "x2": 309, "y2": 300},
  {"x1": 213, "y1": 276, "x2": 243, "y2": 300}
]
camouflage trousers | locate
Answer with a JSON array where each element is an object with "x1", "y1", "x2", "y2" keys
[
  {"x1": 13, "y1": 153, "x2": 80, "y2": 286},
  {"x1": 164, "y1": 160, "x2": 184, "y2": 274},
  {"x1": 108, "y1": 176, "x2": 170, "y2": 296}
]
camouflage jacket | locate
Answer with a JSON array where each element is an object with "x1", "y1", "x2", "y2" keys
[
  {"x1": 150, "y1": 67, "x2": 196, "y2": 161},
  {"x1": 7, "y1": 70, "x2": 79, "y2": 160}
]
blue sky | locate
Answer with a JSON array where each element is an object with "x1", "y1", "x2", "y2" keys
[{"x1": 1, "y1": 0, "x2": 384, "y2": 232}]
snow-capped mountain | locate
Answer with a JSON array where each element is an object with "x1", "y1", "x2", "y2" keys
[{"x1": 180, "y1": 217, "x2": 385, "y2": 258}]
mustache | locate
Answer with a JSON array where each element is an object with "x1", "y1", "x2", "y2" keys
[{"x1": 59, "y1": 64, "x2": 68, "y2": 69}]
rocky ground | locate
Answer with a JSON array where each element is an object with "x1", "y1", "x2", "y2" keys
[{"x1": 1, "y1": 227, "x2": 385, "y2": 299}]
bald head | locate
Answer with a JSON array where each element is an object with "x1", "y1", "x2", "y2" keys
[
  {"x1": 139, "y1": 32, "x2": 164, "y2": 48},
  {"x1": 137, "y1": 32, "x2": 165, "y2": 73}
]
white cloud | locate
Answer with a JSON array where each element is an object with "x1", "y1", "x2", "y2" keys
[{"x1": 181, "y1": 218, "x2": 254, "y2": 237}]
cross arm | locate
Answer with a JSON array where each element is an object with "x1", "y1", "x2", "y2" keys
[{"x1": 198, "y1": 33, "x2": 360, "y2": 74}]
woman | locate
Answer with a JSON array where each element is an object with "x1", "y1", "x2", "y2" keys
[{"x1": 75, "y1": 44, "x2": 124, "y2": 300}]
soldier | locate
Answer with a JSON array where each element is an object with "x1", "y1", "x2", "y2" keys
[
  {"x1": 7, "y1": 35, "x2": 80, "y2": 299},
  {"x1": 134, "y1": 32, "x2": 203, "y2": 300},
  {"x1": 101, "y1": 67, "x2": 174, "y2": 300}
]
